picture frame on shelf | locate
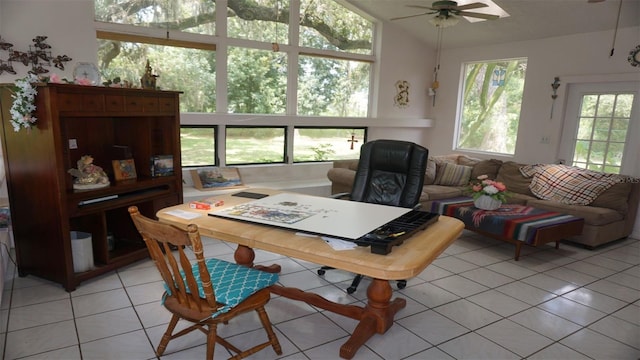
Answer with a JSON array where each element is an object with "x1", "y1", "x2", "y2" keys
[
  {"x1": 151, "y1": 155, "x2": 174, "y2": 177},
  {"x1": 112, "y1": 159, "x2": 137, "y2": 181},
  {"x1": 191, "y1": 167, "x2": 244, "y2": 190}
]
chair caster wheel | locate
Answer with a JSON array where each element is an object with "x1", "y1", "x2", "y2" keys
[
  {"x1": 317, "y1": 269, "x2": 325, "y2": 275},
  {"x1": 346, "y1": 286, "x2": 356, "y2": 294},
  {"x1": 397, "y1": 280, "x2": 406, "y2": 289}
]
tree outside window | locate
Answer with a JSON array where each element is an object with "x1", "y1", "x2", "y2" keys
[{"x1": 457, "y1": 58, "x2": 527, "y2": 155}]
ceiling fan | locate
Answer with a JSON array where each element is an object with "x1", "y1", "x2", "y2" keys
[{"x1": 390, "y1": 1, "x2": 500, "y2": 24}]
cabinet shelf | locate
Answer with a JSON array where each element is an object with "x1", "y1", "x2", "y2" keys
[{"x1": 0, "y1": 84, "x2": 183, "y2": 291}]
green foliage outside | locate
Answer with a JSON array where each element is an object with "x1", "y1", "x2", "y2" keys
[{"x1": 458, "y1": 59, "x2": 527, "y2": 155}]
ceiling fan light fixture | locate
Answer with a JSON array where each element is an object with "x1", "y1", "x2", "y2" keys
[{"x1": 429, "y1": 14, "x2": 460, "y2": 27}]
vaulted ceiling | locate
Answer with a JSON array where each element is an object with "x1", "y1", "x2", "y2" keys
[{"x1": 347, "y1": 0, "x2": 640, "y2": 50}]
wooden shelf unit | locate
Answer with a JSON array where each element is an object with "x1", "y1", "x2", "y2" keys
[{"x1": 0, "y1": 83, "x2": 183, "y2": 291}]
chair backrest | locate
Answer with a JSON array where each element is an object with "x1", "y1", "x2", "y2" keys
[
  {"x1": 128, "y1": 206, "x2": 218, "y2": 313},
  {"x1": 350, "y1": 139, "x2": 428, "y2": 208}
]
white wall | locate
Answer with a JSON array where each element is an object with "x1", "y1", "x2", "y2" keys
[{"x1": 0, "y1": 0, "x2": 98, "y2": 83}]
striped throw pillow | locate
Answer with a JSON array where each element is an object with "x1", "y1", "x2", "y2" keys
[{"x1": 434, "y1": 162, "x2": 472, "y2": 186}]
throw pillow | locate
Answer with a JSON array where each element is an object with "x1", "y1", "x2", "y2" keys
[
  {"x1": 434, "y1": 162, "x2": 472, "y2": 186},
  {"x1": 424, "y1": 157, "x2": 437, "y2": 185},
  {"x1": 471, "y1": 159, "x2": 503, "y2": 180}
]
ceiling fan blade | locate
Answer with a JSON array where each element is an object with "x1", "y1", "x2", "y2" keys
[
  {"x1": 457, "y1": 11, "x2": 500, "y2": 20},
  {"x1": 455, "y1": 2, "x2": 488, "y2": 11},
  {"x1": 406, "y1": 5, "x2": 436, "y2": 11},
  {"x1": 390, "y1": 12, "x2": 432, "y2": 21}
]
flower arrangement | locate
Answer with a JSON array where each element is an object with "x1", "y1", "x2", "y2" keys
[
  {"x1": 466, "y1": 175, "x2": 509, "y2": 203},
  {"x1": 9, "y1": 73, "x2": 40, "y2": 132},
  {"x1": 8, "y1": 73, "x2": 95, "y2": 132}
]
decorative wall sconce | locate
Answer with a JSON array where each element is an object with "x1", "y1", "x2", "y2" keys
[{"x1": 550, "y1": 77, "x2": 560, "y2": 119}]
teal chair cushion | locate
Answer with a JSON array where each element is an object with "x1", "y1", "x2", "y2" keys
[{"x1": 167, "y1": 258, "x2": 279, "y2": 318}]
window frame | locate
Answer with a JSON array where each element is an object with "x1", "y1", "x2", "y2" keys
[
  {"x1": 292, "y1": 126, "x2": 367, "y2": 163},
  {"x1": 180, "y1": 125, "x2": 219, "y2": 168},
  {"x1": 454, "y1": 57, "x2": 528, "y2": 156},
  {"x1": 558, "y1": 81, "x2": 640, "y2": 175},
  {"x1": 224, "y1": 125, "x2": 288, "y2": 165}
]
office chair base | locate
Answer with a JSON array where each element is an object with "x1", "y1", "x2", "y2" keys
[{"x1": 318, "y1": 266, "x2": 406, "y2": 293}]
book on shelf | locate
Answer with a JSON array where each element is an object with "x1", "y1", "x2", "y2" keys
[
  {"x1": 151, "y1": 155, "x2": 174, "y2": 177},
  {"x1": 112, "y1": 159, "x2": 137, "y2": 181}
]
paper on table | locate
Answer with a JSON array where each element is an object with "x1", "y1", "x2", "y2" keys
[
  {"x1": 164, "y1": 209, "x2": 201, "y2": 220},
  {"x1": 321, "y1": 236, "x2": 358, "y2": 250}
]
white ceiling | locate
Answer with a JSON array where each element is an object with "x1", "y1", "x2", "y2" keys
[{"x1": 347, "y1": 0, "x2": 640, "y2": 50}]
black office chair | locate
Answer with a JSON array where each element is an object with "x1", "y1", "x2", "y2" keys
[{"x1": 318, "y1": 139, "x2": 429, "y2": 293}]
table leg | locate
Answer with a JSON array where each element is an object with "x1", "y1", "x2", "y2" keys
[
  {"x1": 234, "y1": 245, "x2": 281, "y2": 273},
  {"x1": 339, "y1": 278, "x2": 406, "y2": 359},
  {"x1": 514, "y1": 242, "x2": 522, "y2": 261}
]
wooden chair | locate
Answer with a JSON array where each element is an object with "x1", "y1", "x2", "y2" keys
[{"x1": 128, "y1": 206, "x2": 282, "y2": 360}]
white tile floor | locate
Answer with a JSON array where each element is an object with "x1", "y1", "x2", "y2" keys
[{"x1": 1, "y1": 231, "x2": 638, "y2": 359}]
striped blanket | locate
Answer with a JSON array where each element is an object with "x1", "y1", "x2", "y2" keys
[
  {"x1": 519, "y1": 164, "x2": 632, "y2": 205},
  {"x1": 431, "y1": 197, "x2": 582, "y2": 244}
]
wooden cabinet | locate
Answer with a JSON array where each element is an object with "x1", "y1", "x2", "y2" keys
[{"x1": 0, "y1": 83, "x2": 183, "y2": 291}]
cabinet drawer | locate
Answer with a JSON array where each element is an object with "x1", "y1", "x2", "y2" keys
[
  {"x1": 124, "y1": 96, "x2": 144, "y2": 112},
  {"x1": 159, "y1": 97, "x2": 176, "y2": 113},
  {"x1": 142, "y1": 97, "x2": 159, "y2": 112},
  {"x1": 81, "y1": 95, "x2": 105, "y2": 112},
  {"x1": 105, "y1": 95, "x2": 125, "y2": 112},
  {"x1": 58, "y1": 93, "x2": 82, "y2": 111},
  {"x1": 58, "y1": 93, "x2": 105, "y2": 112}
]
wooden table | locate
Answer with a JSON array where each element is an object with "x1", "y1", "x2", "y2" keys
[{"x1": 157, "y1": 189, "x2": 464, "y2": 359}]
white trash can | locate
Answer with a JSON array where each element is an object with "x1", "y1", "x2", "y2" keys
[{"x1": 70, "y1": 231, "x2": 94, "y2": 272}]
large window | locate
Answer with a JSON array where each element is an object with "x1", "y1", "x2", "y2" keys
[
  {"x1": 559, "y1": 82, "x2": 639, "y2": 175},
  {"x1": 94, "y1": 0, "x2": 374, "y2": 165},
  {"x1": 293, "y1": 128, "x2": 366, "y2": 162},
  {"x1": 97, "y1": 37, "x2": 216, "y2": 113},
  {"x1": 456, "y1": 58, "x2": 527, "y2": 155},
  {"x1": 181, "y1": 126, "x2": 217, "y2": 167},
  {"x1": 226, "y1": 127, "x2": 286, "y2": 165}
]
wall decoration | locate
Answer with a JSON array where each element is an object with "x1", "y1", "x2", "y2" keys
[
  {"x1": 628, "y1": 45, "x2": 640, "y2": 67},
  {"x1": 394, "y1": 80, "x2": 410, "y2": 108},
  {"x1": 550, "y1": 77, "x2": 561, "y2": 119},
  {"x1": 0, "y1": 35, "x2": 72, "y2": 76}
]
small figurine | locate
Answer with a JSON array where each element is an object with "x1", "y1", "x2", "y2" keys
[
  {"x1": 140, "y1": 60, "x2": 158, "y2": 89},
  {"x1": 68, "y1": 155, "x2": 110, "y2": 188}
]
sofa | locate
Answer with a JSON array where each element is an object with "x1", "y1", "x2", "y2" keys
[{"x1": 327, "y1": 154, "x2": 640, "y2": 249}]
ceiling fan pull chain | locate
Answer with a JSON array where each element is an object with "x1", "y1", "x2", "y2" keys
[{"x1": 610, "y1": 0, "x2": 622, "y2": 57}]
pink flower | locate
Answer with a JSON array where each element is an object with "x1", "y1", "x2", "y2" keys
[
  {"x1": 75, "y1": 77, "x2": 93, "y2": 86},
  {"x1": 477, "y1": 175, "x2": 489, "y2": 180},
  {"x1": 472, "y1": 184, "x2": 483, "y2": 192},
  {"x1": 494, "y1": 182, "x2": 507, "y2": 191},
  {"x1": 49, "y1": 74, "x2": 62, "y2": 83}
]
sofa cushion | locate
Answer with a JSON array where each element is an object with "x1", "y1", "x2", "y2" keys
[
  {"x1": 587, "y1": 182, "x2": 632, "y2": 214},
  {"x1": 457, "y1": 155, "x2": 481, "y2": 167},
  {"x1": 526, "y1": 199, "x2": 623, "y2": 226},
  {"x1": 327, "y1": 168, "x2": 356, "y2": 186},
  {"x1": 496, "y1": 161, "x2": 534, "y2": 196},
  {"x1": 471, "y1": 159, "x2": 503, "y2": 180},
  {"x1": 434, "y1": 162, "x2": 472, "y2": 186},
  {"x1": 424, "y1": 157, "x2": 437, "y2": 185},
  {"x1": 421, "y1": 184, "x2": 465, "y2": 200}
]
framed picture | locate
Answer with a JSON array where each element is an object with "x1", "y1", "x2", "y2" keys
[
  {"x1": 191, "y1": 167, "x2": 244, "y2": 190},
  {"x1": 151, "y1": 155, "x2": 174, "y2": 177},
  {"x1": 112, "y1": 159, "x2": 137, "y2": 180}
]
